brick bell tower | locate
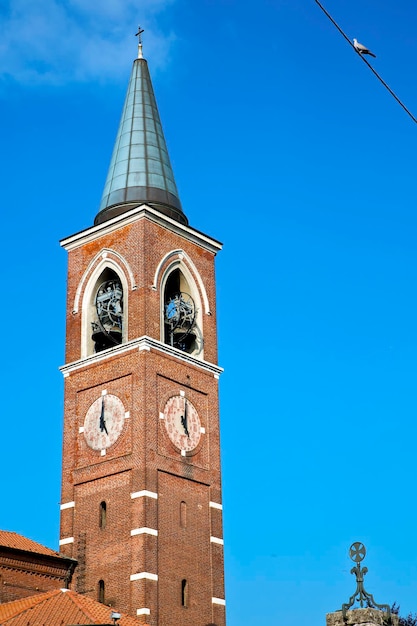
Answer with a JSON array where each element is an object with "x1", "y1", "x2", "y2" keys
[{"x1": 59, "y1": 36, "x2": 226, "y2": 626}]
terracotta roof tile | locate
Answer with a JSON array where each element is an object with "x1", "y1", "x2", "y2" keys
[
  {"x1": 0, "y1": 589, "x2": 149, "y2": 626},
  {"x1": 0, "y1": 530, "x2": 60, "y2": 558}
]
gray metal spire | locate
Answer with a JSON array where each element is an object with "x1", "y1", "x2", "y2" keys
[{"x1": 95, "y1": 40, "x2": 187, "y2": 226}]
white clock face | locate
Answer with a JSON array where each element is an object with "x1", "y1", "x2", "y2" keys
[
  {"x1": 164, "y1": 395, "x2": 201, "y2": 452},
  {"x1": 84, "y1": 394, "x2": 125, "y2": 450}
]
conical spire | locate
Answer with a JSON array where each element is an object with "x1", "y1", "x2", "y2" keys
[{"x1": 95, "y1": 49, "x2": 187, "y2": 226}]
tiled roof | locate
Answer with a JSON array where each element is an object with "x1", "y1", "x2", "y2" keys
[
  {"x1": 0, "y1": 588, "x2": 149, "y2": 625},
  {"x1": 0, "y1": 530, "x2": 61, "y2": 558}
]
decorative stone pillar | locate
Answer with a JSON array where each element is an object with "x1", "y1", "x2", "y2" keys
[
  {"x1": 327, "y1": 608, "x2": 399, "y2": 626},
  {"x1": 328, "y1": 543, "x2": 396, "y2": 626}
]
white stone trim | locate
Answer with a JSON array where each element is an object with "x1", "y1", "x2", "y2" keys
[
  {"x1": 130, "y1": 572, "x2": 158, "y2": 582},
  {"x1": 78, "y1": 426, "x2": 84, "y2": 433},
  {"x1": 159, "y1": 259, "x2": 205, "y2": 359},
  {"x1": 59, "y1": 537, "x2": 74, "y2": 546},
  {"x1": 137, "y1": 608, "x2": 151, "y2": 616},
  {"x1": 152, "y1": 248, "x2": 212, "y2": 314},
  {"x1": 211, "y1": 536, "x2": 224, "y2": 545},
  {"x1": 212, "y1": 597, "x2": 226, "y2": 606},
  {"x1": 60, "y1": 204, "x2": 222, "y2": 255},
  {"x1": 159, "y1": 412, "x2": 164, "y2": 420},
  {"x1": 60, "y1": 501, "x2": 75, "y2": 510},
  {"x1": 180, "y1": 390, "x2": 185, "y2": 397},
  {"x1": 131, "y1": 527, "x2": 158, "y2": 537},
  {"x1": 200, "y1": 426, "x2": 206, "y2": 434},
  {"x1": 79, "y1": 255, "x2": 130, "y2": 358},
  {"x1": 131, "y1": 490, "x2": 158, "y2": 500},
  {"x1": 181, "y1": 450, "x2": 186, "y2": 457},
  {"x1": 100, "y1": 449, "x2": 106, "y2": 456},
  {"x1": 125, "y1": 411, "x2": 130, "y2": 419},
  {"x1": 72, "y1": 248, "x2": 136, "y2": 314},
  {"x1": 210, "y1": 501, "x2": 223, "y2": 510},
  {"x1": 61, "y1": 339, "x2": 139, "y2": 373},
  {"x1": 60, "y1": 336, "x2": 223, "y2": 378}
]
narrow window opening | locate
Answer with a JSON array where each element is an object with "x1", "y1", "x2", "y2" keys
[
  {"x1": 91, "y1": 270, "x2": 123, "y2": 353},
  {"x1": 181, "y1": 579, "x2": 188, "y2": 607},
  {"x1": 99, "y1": 501, "x2": 107, "y2": 529},
  {"x1": 180, "y1": 501, "x2": 187, "y2": 528},
  {"x1": 98, "y1": 579, "x2": 105, "y2": 604},
  {"x1": 163, "y1": 269, "x2": 197, "y2": 353}
]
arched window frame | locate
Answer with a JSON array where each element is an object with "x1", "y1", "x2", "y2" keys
[
  {"x1": 152, "y1": 249, "x2": 210, "y2": 314},
  {"x1": 80, "y1": 257, "x2": 130, "y2": 358},
  {"x1": 159, "y1": 258, "x2": 205, "y2": 359}
]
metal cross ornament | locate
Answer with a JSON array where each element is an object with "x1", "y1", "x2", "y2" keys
[
  {"x1": 135, "y1": 26, "x2": 144, "y2": 44},
  {"x1": 349, "y1": 542, "x2": 366, "y2": 563},
  {"x1": 341, "y1": 542, "x2": 391, "y2": 621}
]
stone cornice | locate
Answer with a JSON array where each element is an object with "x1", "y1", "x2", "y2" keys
[
  {"x1": 60, "y1": 204, "x2": 223, "y2": 255},
  {"x1": 60, "y1": 336, "x2": 223, "y2": 377},
  {"x1": 0, "y1": 552, "x2": 73, "y2": 579}
]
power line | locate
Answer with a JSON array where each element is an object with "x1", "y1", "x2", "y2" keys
[{"x1": 314, "y1": 0, "x2": 417, "y2": 125}]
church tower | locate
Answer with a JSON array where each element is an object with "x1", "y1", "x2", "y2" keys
[{"x1": 59, "y1": 38, "x2": 226, "y2": 626}]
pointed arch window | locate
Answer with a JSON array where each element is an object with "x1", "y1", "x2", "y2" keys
[
  {"x1": 87, "y1": 268, "x2": 124, "y2": 354},
  {"x1": 163, "y1": 268, "x2": 202, "y2": 355}
]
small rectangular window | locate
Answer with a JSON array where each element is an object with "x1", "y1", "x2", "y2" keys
[
  {"x1": 180, "y1": 501, "x2": 187, "y2": 528},
  {"x1": 99, "y1": 501, "x2": 107, "y2": 529},
  {"x1": 98, "y1": 579, "x2": 105, "y2": 603},
  {"x1": 181, "y1": 579, "x2": 188, "y2": 607}
]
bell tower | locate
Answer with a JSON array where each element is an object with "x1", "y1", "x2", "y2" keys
[{"x1": 59, "y1": 37, "x2": 226, "y2": 626}]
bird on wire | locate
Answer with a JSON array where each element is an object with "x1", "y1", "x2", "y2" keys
[{"x1": 353, "y1": 38, "x2": 376, "y2": 58}]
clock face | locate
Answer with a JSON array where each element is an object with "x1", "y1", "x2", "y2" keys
[
  {"x1": 84, "y1": 394, "x2": 125, "y2": 450},
  {"x1": 163, "y1": 395, "x2": 201, "y2": 452}
]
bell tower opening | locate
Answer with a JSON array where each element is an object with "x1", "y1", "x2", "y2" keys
[
  {"x1": 90, "y1": 269, "x2": 123, "y2": 353},
  {"x1": 163, "y1": 269, "x2": 198, "y2": 354}
]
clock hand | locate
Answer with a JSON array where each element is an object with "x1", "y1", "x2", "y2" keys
[
  {"x1": 99, "y1": 397, "x2": 108, "y2": 435},
  {"x1": 181, "y1": 398, "x2": 190, "y2": 437}
]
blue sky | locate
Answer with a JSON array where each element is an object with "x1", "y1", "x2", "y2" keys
[{"x1": 2, "y1": 1, "x2": 417, "y2": 625}]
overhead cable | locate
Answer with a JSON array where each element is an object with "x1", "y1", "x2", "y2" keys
[{"x1": 314, "y1": 0, "x2": 417, "y2": 125}]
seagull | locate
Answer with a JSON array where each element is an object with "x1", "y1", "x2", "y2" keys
[{"x1": 353, "y1": 38, "x2": 376, "y2": 58}]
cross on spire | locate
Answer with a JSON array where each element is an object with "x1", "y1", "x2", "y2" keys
[{"x1": 135, "y1": 26, "x2": 144, "y2": 58}]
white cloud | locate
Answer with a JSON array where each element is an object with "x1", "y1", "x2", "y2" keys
[{"x1": 0, "y1": 0, "x2": 177, "y2": 85}]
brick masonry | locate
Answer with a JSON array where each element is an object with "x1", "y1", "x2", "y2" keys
[
  {"x1": 0, "y1": 548, "x2": 75, "y2": 604},
  {"x1": 59, "y1": 207, "x2": 226, "y2": 626}
]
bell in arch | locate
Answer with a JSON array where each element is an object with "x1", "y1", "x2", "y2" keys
[
  {"x1": 91, "y1": 278, "x2": 123, "y2": 352},
  {"x1": 163, "y1": 269, "x2": 199, "y2": 354}
]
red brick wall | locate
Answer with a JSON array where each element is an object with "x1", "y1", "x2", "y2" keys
[
  {"x1": 157, "y1": 472, "x2": 212, "y2": 625},
  {"x1": 60, "y1": 211, "x2": 225, "y2": 625},
  {"x1": 73, "y1": 472, "x2": 133, "y2": 613},
  {"x1": 64, "y1": 214, "x2": 219, "y2": 365}
]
